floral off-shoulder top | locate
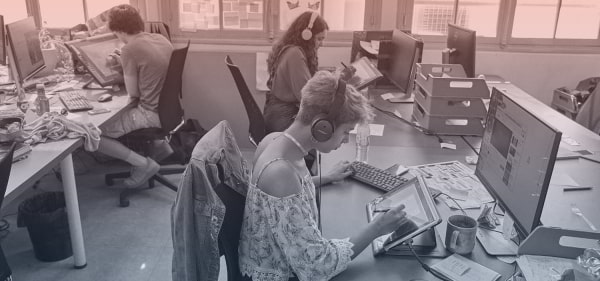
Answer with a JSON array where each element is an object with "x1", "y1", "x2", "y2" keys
[{"x1": 238, "y1": 158, "x2": 354, "y2": 281}]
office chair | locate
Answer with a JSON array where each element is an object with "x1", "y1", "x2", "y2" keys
[
  {"x1": 171, "y1": 121, "x2": 247, "y2": 281},
  {"x1": 105, "y1": 41, "x2": 190, "y2": 207},
  {"x1": 576, "y1": 85, "x2": 600, "y2": 135},
  {"x1": 0, "y1": 143, "x2": 15, "y2": 281},
  {"x1": 224, "y1": 55, "x2": 266, "y2": 147},
  {"x1": 145, "y1": 21, "x2": 171, "y2": 42}
]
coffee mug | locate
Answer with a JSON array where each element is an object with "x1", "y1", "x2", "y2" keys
[{"x1": 445, "y1": 214, "x2": 478, "y2": 255}]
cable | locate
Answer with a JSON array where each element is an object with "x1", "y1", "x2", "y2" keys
[
  {"x1": 461, "y1": 135, "x2": 480, "y2": 156},
  {"x1": 317, "y1": 152, "x2": 323, "y2": 231},
  {"x1": 438, "y1": 192, "x2": 467, "y2": 215},
  {"x1": 406, "y1": 239, "x2": 452, "y2": 281}
]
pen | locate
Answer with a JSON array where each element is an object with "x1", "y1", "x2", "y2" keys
[
  {"x1": 563, "y1": 187, "x2": 593, "y2": 192},
  {"x1": 374, "y1": 208, "x2": 390, "y2": 213},
  {"x1": 340, "y1": 62, "x2": 349, "y2": 69}
]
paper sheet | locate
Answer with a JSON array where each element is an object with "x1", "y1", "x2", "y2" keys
[
  {"x1": 432, "y1": 254, "x2": 501, "y2": 281},
  {"x1": 349, "y1": 124, "x2": 385, "y2": 136},
  {"x1": 516, "y1": 255, "x2": 574, "y2": 281}
]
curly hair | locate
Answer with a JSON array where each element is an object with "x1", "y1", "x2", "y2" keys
[
  {"x1": 297, "y1": 71, "x2": 374, "y2": 127},
  {"x1": 108, "y1": 4, "x2": 144, "y2": 35},
  {"x1": 267, "y1": 11, "x2": 328, "y2": 77}
]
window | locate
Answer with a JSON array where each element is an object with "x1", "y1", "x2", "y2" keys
[
  {"x1": 407, "y1": 0, "x2": 600, "y2": 50},
  {"x1": 0, "y1": 0, "x2": 29, "y2": 24},
  {"x1": 173, "y1": 0, "x2": 371, "y2": 41}
]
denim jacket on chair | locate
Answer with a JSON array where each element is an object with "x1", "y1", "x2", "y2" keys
[{"x1": 171, "y1": 120, "x2": 249, "y2": 281}]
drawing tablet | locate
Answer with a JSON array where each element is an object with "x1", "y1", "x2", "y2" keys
[
  {"x1": 66, "y1": 33, "x2": 124, "y2": 87},
  {"x1": 366, "y1": 176, "x2": 441, "y2": 255}
]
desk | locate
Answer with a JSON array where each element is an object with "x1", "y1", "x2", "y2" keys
[
  {"x1": 319, "y1": 86, "x2": 600, "y2": 280},
  {"x1": 5, "y1": 87, "x2": 129, "y2": 268}
]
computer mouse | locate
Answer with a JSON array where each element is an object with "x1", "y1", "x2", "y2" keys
[{"x1": 97, "y1": 93, "x2": 112, "y2": 102}]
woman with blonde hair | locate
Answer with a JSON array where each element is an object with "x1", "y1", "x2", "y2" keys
[{"x1": 239, "y1": 71, "x2": 409, "y2": 281}]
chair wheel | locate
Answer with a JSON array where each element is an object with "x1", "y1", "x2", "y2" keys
[{"x1": 119, "y1": 197, "x2": 130, "y2": 207}]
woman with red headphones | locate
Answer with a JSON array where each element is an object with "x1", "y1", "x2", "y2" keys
[
  {"x1": 264, "y1": 11, "x2": 353, "y2": 134},
  {"x1": 239, "y1": 71, "x2": 409, "y2": 281}
]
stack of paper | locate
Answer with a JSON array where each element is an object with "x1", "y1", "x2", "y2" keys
[{"x1": 431, "y1": 254, "x2": 501, "y2": 281}]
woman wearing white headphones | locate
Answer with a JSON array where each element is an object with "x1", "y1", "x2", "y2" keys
[
  {"x1": 239, "y1": 71, "x2": 409, "y2": 281},
  {"x1": 264, "y1": 11, "x2": 353, "y2": 134}
]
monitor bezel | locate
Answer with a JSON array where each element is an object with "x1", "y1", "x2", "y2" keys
[
  {"x1": 475, "y1": 87, "x2": 562, "y2": 238},
  {"x1": 0, "y1": 15, "x2": 6, "y2": 66},
  {"x1": 5, "y1": 17, "x2": 46, "y2": 83},
  {"x1": 445, "y1": 23, "x2": 476, "y2": 78}
]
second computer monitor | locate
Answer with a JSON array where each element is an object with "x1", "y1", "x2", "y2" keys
[
  {"x1": 475, "y1": 88, "x2": 562, "y2": 238},
  {"x1": 380, "y1": 29, "x2": 422, "y2": 94},
  {"x1": 444, "y1": 23, "x2": 476, "y2": 78},
  {"x1": 5, "y1": 17, "x2": 45, "y2": 82}
]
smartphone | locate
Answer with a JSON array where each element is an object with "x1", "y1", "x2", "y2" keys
[{"x1": 88, "y1": 108, "x2": 111, "y2": 115}]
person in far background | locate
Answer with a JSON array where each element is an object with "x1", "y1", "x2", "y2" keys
[
  {"x1": 264, "y1": 11, "x2": 354, "y2": 134},
  {"x1": 96, "y1": 4, "x2": 173, "y2": 188}
]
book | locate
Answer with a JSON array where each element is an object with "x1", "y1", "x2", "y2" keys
[
  {"x1": 65, "y1": 33, "x2": 124, "y2": 87},
  {"x1": 431, "y1": 254, "x2": 501, "y2": 281},
  {"x1": 346, "y1": 56, "x2": 383, "y2": 90}
]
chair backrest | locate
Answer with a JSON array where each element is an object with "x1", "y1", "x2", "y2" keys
[
  {"x1": 158, "y1": 41, "x2": 190, "y2": 132},
  {"x1": 224, "y1": 55, "x2": 266, "y2": 147},
  {"x1": 145, "y1": 21, "x2": 171, "y2": 41},
  {"x1": 576, "y1": 86, "x2": 600, "y2": 134},
  {"x1": 215, "y1": 180, "x2": 245, "y2": 281},
  {"x1": 0, "y1": 143, "x2": 16, "y2": 210}
]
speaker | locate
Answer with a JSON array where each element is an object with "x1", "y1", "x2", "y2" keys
[
  {"x1": 311, "y1": 79, "x2": 346, "y2": 142},
  {"x1": 301, "y1": 12, "x2": 319, "y2": 41}
]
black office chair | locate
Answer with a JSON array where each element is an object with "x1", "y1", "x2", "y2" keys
[
  {"x1": 105, "y1": 41, "x2": 190, "y2": 207},
  {"x1": 0, "y1": 143, "x2": 15, "y2": 281},
  {"x1": 224, "y1": 55, "x2": 266, "y2": 147},
  {"x1": 145, "y1": 21, "x2": 171, "y2": 42}
]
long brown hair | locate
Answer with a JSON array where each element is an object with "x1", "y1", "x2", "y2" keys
[{"x1": 267, "y1": 11, "x2": 329, "y2": 78}]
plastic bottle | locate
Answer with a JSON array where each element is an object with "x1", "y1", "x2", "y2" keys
[
  {"x1": 35, "y1": 84, "x2": 50, "y2": 116},
  {"x1": 355, "y1": 122, "x2": 370, "y2": 163}
]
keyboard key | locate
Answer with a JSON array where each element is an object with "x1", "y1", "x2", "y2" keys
[
  {"x1": 59, "y1": 91, "x2": 93, "y2": 112},
  {"x1": 349, "y1": 161, "x2": 409, "y2": 192}
]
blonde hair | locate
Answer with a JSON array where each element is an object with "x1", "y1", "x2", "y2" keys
[{"x1": 297, "y1": 71, "x2": 373, "y2": 126}]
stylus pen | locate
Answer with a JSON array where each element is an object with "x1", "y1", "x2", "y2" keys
[
  {"x1": 374, "y1": 208, "x2": 390, "y2": 213},
  {"x1": 340, "y1": 62, "x2": 349, "y2": 69},
  {"x1": 563, "y1": 187, "x2": 593, "y2": 192}
]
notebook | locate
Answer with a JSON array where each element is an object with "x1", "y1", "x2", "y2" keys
[{"x1": 431, "y1": 254, "x2": 501, "y2": 281}]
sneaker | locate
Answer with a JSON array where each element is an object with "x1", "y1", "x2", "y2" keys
[{"x1": 123, "y1": 157, "x2": 160, "y2": 188}]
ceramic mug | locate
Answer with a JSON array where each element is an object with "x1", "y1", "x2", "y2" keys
[{"x1": 445, "y1": 214, "x2": 478, "y2": 255}]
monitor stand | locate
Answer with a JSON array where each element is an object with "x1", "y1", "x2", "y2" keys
[
  {"x1": 476, "y1": 228, "x2": 518, "y2": 256},
  {"x1": 384, "y1": 227, "x2": 449, "y2": 257},
  {"x1": 82, "y1": 79, "x2": 119, "y2": 91},
  {"x1": 386, "y1": 92, "x2": 414, "y2": 103}
]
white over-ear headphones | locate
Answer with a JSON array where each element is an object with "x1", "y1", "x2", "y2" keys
[{"x1": 301, "y1": 12, "x2": 319, "y2": 41}]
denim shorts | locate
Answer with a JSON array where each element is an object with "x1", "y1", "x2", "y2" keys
[{"x1": 100, "y1": 106, "x2": 160, "y2": 138}]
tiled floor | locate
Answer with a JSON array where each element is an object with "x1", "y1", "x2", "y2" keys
[{"x1": 2, "y1": 148, "x2": 244, "y2": 281}]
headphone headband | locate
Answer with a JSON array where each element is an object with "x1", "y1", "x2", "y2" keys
[
  {"x1": 310, "y1": 78, "x2": 346, "y2": 142},
  {"x1": 301, "y1": 12, "x2": 319, "y2": 41}
]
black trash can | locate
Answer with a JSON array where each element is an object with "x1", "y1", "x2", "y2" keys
[{"x1": 17, "y1": 192, "x2": 72, "y2": 262}]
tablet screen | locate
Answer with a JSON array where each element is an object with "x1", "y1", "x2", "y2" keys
[{"x1": 366, "y1": 176, "x2": 441, "y2": 255}]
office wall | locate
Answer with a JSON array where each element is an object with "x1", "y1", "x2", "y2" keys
[{"x1": 180, "y1": 46, "x2": 600, "y2": 149}]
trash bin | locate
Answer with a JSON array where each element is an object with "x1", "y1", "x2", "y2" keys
[{"x1": 17, "y1": 192, "x2": 72, "y2": 262}]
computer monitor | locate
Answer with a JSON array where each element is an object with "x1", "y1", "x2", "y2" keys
[
  {"x1": 378, "y1": 29, "x2": 423, "y2": 95},
  {"x1": 443, "y1": 23, "x2": 476, "y2": 78},
  {"x1": 5, "y1": 17, "x2": 45, "y2": 83},
  {"x1": 475, "y1": 88, "x2": 562, "y2": 238},
  {"x1": 0, "y1": 15, "x2": 6, "y2": 66}
]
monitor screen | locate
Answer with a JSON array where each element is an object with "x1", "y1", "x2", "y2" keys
[
  {"x1": 1, "y1": 15, "x2": 6, "y2": 66},
  {"x1": 444, "y1": 23, "x2": 476, "y2": 78},
  {"x1": 5, "y1": 17, "x2": 45, "y2": 82},
  {"x1": 379, "y1": 29, "x2": 422, "y2": 94},
  {"x1": 475, "y1": 88, "x2": 562, "y2": 237}
]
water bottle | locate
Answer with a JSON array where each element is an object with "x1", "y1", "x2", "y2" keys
[
  {"x1": 35, "y1": 84, "x2": 50, "y2": 116},
  {"x1": 355, "y1": 123, "x2": 370, "y2": 163}
]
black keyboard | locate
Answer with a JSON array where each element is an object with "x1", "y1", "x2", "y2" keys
[
  {"x1": 349, "y1": 161, "x2": 409, "y2": 192},
  {"x1": 59, "y1": 91, "x2": 93, "y2": 112}
]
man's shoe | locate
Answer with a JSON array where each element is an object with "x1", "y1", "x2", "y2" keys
[{"x1": 123, "y1": 157, "x2": 160, "y2": 188}]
